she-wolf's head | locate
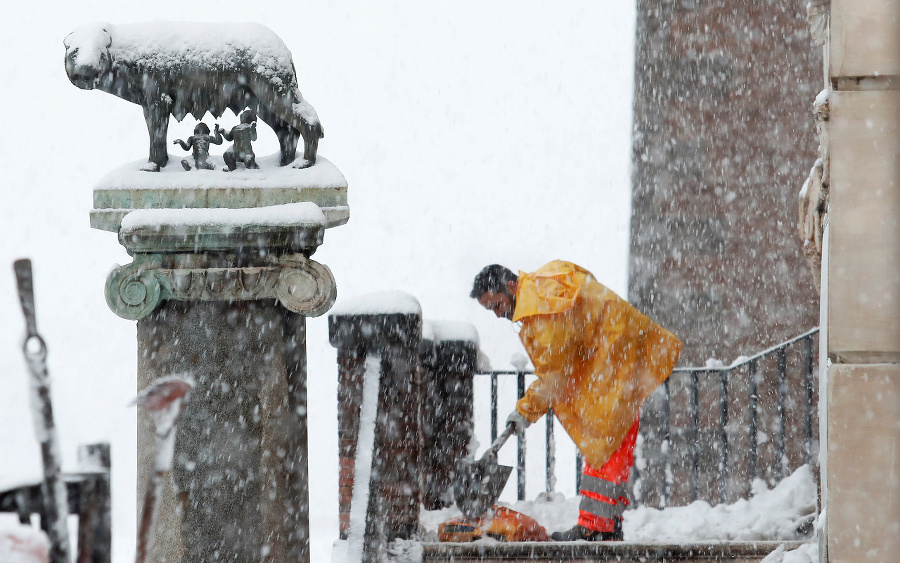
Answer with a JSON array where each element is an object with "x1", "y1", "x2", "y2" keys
[{"x1": 64, "y1": 23, "x2": 113, "y2": 90}]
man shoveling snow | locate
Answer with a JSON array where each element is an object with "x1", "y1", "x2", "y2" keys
[{"x1": 471, "y1": 260, "x2": 681, "y2": 541}]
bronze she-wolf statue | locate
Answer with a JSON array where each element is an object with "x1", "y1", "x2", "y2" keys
[{"x1": 64, "y1": 21, "x2": 323, "y2": 171}]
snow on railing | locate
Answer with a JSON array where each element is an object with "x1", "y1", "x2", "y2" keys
[{"x1": 475, "y1": 328, "x2": 820, "y2": 508}]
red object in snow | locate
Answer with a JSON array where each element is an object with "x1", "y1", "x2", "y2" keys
[
  {"x1": 133, "y1": 378, "x2": 193, "y2": 412},
  {"x1": 438, "y1": 506, "x2": 550, "y2": 542}
]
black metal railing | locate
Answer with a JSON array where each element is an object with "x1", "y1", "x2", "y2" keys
[{"x1": 476, "y1": 328, "x2": 819, "y2": 507}]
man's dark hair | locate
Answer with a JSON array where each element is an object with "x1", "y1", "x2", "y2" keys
[{"x1": 470, "y1": 264, "x2": 518, "y2": 299}]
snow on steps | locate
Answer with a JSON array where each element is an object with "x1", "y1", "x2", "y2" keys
[{"x1": 420, "y1": 540, "x2": 804, "y2": 562}]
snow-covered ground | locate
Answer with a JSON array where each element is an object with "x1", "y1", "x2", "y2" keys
[
  {"x1": 330, "y1": 465, "x2": 818, "y2": 561},
  {"x1": 419, "y1": 464, "x2": 817, "y2": 542}
]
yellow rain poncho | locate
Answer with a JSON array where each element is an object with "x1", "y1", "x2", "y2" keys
[{"x1": 513, "y1": 260, "x2": 682, "y2": 469}]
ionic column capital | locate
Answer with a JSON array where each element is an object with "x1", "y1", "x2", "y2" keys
[{"x1": 105, "y1": 254, "x2": 336, "y2": 320}]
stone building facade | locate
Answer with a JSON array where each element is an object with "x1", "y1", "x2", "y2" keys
[{"x1": 629, "y1": 0, "x2": 821, "y2": 366}]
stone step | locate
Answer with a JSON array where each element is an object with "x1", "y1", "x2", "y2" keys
[{"x1": 421, "y1": 541, "x2": 802, "y2": 562}]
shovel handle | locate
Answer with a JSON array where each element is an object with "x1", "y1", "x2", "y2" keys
[
  {"x1": 482, "y1": 424, "x2": 515, "y2": 460},
  {"x1": 14, "y1": 259, "x2": 38, "y2": 337}
]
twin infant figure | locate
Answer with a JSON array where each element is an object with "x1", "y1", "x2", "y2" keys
[{"x1": 173, "y1": 109, "x2": 258, "y2": 172}]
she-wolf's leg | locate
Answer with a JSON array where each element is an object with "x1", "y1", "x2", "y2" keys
[
  {"x1": 300, "y1": 123, "x2": 320, "y2": 168},
  {"x1": 142, "y1": 101, "x2": 170, "y2": 171},
  {"x1": 275, "y1": 126, "x2": 299, "y2": 166}
]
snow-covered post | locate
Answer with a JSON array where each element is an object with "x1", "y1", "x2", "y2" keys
[
  {"x1": 328, "y1": 293, "x2": 423, "y2": 558},
  {"x1": 89, "y1": 162, "x2": 346, "y2": 562},
  {"x1": 419, "y1": 321, "x2": 478, "y2": 510}
]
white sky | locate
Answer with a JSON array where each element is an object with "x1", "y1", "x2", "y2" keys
[{"x1": 0, "y1": 2, "x2": 636, "y2": 560}]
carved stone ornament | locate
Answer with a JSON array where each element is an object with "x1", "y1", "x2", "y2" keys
[
  {"x1": 105, "y1": 254, "x2": 336, "y2": 320},
  {"x1": 806, "y1": 0, "x2": 829, "y2": 46}
]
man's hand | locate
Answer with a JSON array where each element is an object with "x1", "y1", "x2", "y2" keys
[{"x1": 506, "y1": 410, "x2": 531, "y2": 436}]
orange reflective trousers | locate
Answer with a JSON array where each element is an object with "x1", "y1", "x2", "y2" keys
[{"x1": 577, "y1": 420, "x2": 639, "y2": 533}]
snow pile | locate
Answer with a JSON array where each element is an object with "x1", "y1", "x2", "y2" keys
[
  {"x1": 420, "y1": 465, "x2": 817, "y2": 541},
  {"x1": 96, "y1": 154, "x2": 347, "y2": 190},
  {"x1": 422, "y1": 320, "x2": 479, "y2": 344},
  {"x1": 625, "y1": 465, "x2": 817, "y2": 542},
  {"x1": 760, "y1": 541, "x2": 819, "y2": 563},
  {"x1": 121, "y1": 202, "x2": 325, "y2": 231},
  {"x1": 0, "y1": 522, "x2": 49, "y2": 563},
  {"x1": 331, "y1": 291, "x2": 422, "y2": 317}
]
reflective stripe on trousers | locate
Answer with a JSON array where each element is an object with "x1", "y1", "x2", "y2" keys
[{"x1": 578, "y1": 473, "x2": 629, "y2": 519}]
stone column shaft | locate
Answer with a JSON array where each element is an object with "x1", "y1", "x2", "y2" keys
[{"x1": 137, "y1": 301, "x2": 311, "y2": 563}]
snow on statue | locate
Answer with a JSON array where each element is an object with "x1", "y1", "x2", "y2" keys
[{"x1": 64, "y1": 21, "x2": 323, "y2": 171}]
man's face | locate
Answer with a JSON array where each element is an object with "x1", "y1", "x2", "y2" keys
[{"x1": 478, "y1": 290, "x2": 515, "y2": 320}]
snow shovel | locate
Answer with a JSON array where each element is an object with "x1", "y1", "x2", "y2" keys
[{"x1": 454, "y1": 424, "x2": 515, "y2": 518}]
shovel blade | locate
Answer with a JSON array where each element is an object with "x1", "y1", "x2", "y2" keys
[{"x1": 453, "y1": 459, "x2": 513, "y2": 518}]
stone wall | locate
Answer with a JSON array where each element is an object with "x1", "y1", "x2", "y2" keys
[{"x1": 629, "y1": 0, "x2": 821, "y2": 366}]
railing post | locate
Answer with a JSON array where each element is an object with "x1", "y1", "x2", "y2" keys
[
  {"x1": 776, "y1": 348, "x2": 787, "y2": 478},
  {"x1": 662, "y1": 378, "x2": 671, "y2": 507},
  {"x1": 517, "y1": 371, "x2": 526, "y2": 501},
  {"x1": 804, "y1": 335, "x2": 815, "y2": 467},
  {"x1": 719, "y1": 370, "x2": 728, "y2": 504},
  {"x1": 490, "y1": 373, "x2": 498, "y2": 444},
  {"x1": 546, "y1": 409, "x2": 555, "y2": 493},
  {"x1": 748, "y1": 359, "x2": 759, "y2": 490},
  {"x1": 575, "y1": 452, "x2": 583, "y2": 494},
  {"x1": 690, "y1": 371, "x2": 700, "y2": 502}
]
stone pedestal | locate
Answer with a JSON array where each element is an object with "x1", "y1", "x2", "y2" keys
[
  {"x1": 328, "y1": 297, "x2": 423, "y2": 552},
  {"x1": 94, "y1": 165, "x2": 345, "y2": 562}
]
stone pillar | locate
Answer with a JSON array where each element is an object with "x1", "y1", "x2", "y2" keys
[
  {"x1": 822, "y1": 2, "x2": 900, "y2": 561},
  {"x1": 328, "y1": 296, "x2": 422, "y2": 551},
  {"x1": 419, "y1": 320, "x2": 477, "y2": 510},
  {"x1": 99, "y1": 203, "x2": 339, "y2": 563}
]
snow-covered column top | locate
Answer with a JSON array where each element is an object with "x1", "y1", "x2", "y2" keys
[
  {"x1": 328, "y1": 291, "x2": 424, "y2": 352},
  {"x1": 419, "y1": 320, "x2": 480, "y2": 372},
  {"x1": 105, "y1": 203, "x2": 337, "y2": 320}
]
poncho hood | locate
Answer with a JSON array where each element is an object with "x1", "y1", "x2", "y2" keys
[{"x1": 512, "y1": 260, "x2": 592, "y2": 321}]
